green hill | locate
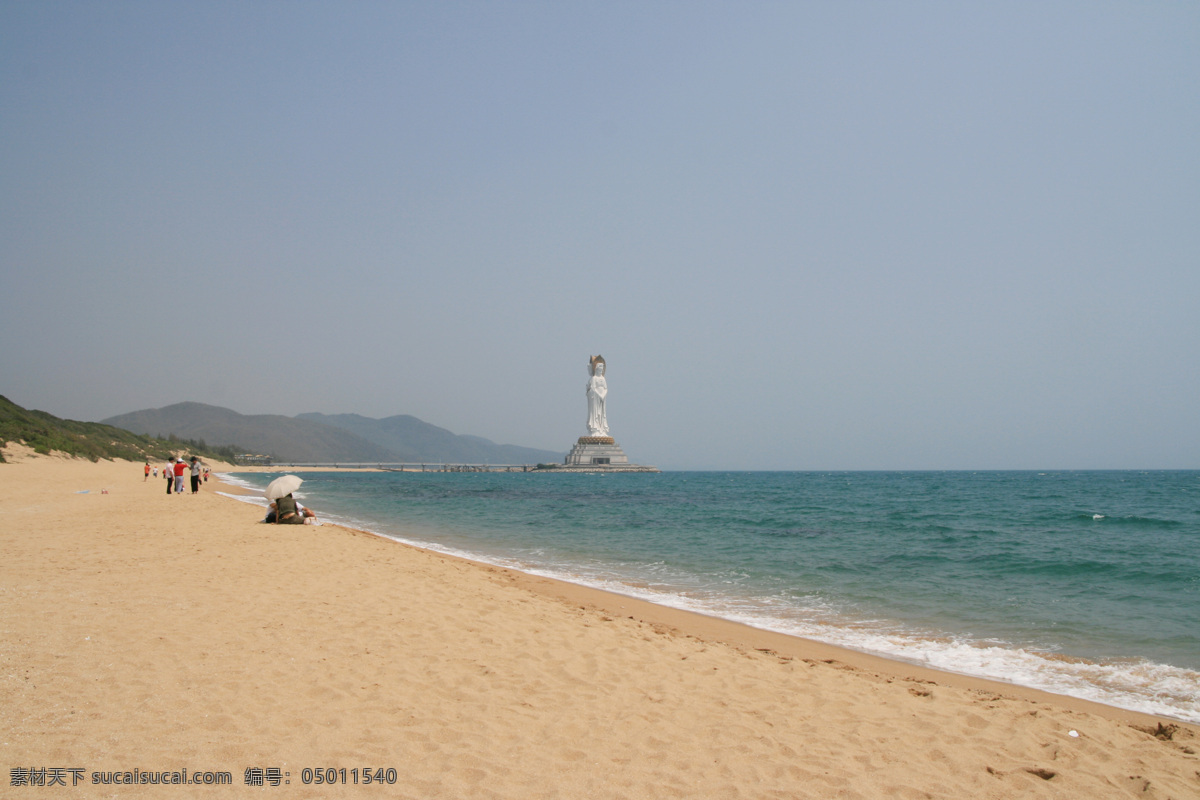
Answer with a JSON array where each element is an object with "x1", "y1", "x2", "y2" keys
[
  {"x1": 297, "y1": 412, "x2": 564, "y2": 464},
  {"x1": 102, "y1": 403, "x2": 396, "y2": 463},
  {"x1": 0, "y1": 395, "x2": 238, "y2": 463},
  {"x1": 96, "y1": 402, "x2": 564, "y2": 464}
]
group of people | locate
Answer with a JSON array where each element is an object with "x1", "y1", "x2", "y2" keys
[
  {"x1": 143, "y1": 458, "x2": 319, "y2": 524},
  {"x1": 145, "y1": 457, "x2": 208, "y2": 495}
]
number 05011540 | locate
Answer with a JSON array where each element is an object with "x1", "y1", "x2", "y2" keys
[{"x1": 300, "y1": 768, "x2": 397, "y2": 785}]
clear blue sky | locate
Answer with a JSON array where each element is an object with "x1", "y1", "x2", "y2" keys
[{"x1": 2, "y1": 2, "x2": 1197, "y2": 470}]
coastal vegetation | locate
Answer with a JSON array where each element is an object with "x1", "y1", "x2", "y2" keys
[
  {"x1": 0, "y1": 395, "x2": 239, "y2": 464},
  {"x1": 3, "y1": 397, "x2": 564, "y2": 465}
]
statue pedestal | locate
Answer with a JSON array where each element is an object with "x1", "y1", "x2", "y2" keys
[
  {"x1": 542, "y1": 436, "x2": 659, "y2": 472},
  {"x1": 565, "y1": 436, "x2": 630, "y2": 466}
]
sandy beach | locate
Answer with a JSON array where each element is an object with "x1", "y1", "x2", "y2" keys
[{"x1": 2, "y1": 450, "x2": 1197, "y2": 799}]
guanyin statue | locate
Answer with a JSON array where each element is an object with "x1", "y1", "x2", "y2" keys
[{"x1": 586, "y1": 355, "x2": 609, "y2": 437}]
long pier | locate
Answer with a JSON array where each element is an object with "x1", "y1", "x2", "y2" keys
[{"x1": 233, "y1": 461, "x2": 541, "y2": 472}]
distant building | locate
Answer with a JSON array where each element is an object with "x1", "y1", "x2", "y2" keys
[{"x1": 233, "y1": 454, "x2": 273, "y2": 466}]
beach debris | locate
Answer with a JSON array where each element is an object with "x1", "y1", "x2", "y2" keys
[
  {"x1": 1024, "y1": 767, "x2": 1057, "y2": 780},
  {"x1": 1069, "y1": 730, "x2": 1080, "y2": 738},
  {"x1": 1131, "y1": 723, "x2": 1178, "y2": 741}
]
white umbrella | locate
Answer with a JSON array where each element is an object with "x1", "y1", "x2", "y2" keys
[{"x1": 265, "y1": 474, "x2": 303, "y2": 501}]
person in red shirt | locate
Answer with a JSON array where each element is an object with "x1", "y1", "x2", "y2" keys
[{"x1": 173, "y1": 457, "x2": 186, "y2": 494}]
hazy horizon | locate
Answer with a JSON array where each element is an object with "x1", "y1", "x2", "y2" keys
[{"x1": 3, "y1": 3, "x2": 1197, "y2": 471}]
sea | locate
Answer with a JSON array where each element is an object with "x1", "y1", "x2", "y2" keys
[{"x1": 220, "y1": 469, "x2": 1200, "y2": 723}]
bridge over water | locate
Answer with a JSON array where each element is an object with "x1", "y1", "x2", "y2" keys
[{"x1": 232, "y1": 460, "x2": 541, "y2": 472}]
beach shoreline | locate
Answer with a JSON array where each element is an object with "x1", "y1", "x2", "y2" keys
[
  {"x1": 220, "y1": 466, "x2": 1191, "y2": 729},
  {"x1": 3, "y1": 450, "x2": 1197, "y2": 798},
  {"x1": 224, "y1": 466, "x2": 1200, "y2": 727}
]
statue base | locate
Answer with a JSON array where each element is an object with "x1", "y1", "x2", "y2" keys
[
  {"x1": 536, "y1": 437, "x2": 660, "y2": 473},
  {"x1": 566, "y1": 437, "x2": 630, "y2": 466}
]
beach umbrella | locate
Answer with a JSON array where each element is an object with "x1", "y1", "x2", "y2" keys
[{"x1": 265, "y1": 474, "x2": 303, "y2": 500}]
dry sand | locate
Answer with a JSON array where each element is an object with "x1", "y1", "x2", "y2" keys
[{"x1": 2, "y1": 448, "x2": 1197, "y2": 798}]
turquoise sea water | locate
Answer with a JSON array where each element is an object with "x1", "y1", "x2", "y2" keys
[{"x1": 222, "y1": 470, "x2": 1200, "y2": 722}]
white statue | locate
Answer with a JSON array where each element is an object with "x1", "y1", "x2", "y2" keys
[{"x1": 586, "y1": 355, "x2": 609, "y2": 437}]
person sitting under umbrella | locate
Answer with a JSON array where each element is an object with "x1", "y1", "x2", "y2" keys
[
  {"x1": 263, "y1": 474, "x2": 319, "y2": 525},
  {"x1": 270, "y1": 492, "x2": 316, "y2": 524}
]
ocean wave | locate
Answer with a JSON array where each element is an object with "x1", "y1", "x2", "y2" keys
[
  {"x1": 213, "y1": 472, "x2": 260, "y2": 493},
  {"x1": 215, "y1": 491, "x2": 268, "y2": 507},
  {"x1": 1076, "y1": 512, "x2": 1182, "y2": 528}
]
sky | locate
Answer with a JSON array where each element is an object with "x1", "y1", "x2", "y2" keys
[{"x1": 2, "y1": 2, "x2": 1197, "y2": 470}]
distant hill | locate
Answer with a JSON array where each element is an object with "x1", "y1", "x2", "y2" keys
[
  {"x1": 103, "y1": 403, "x2": 395, "y2": 463},
  {"x1": 101, "y1": 403, "x2": 564, "y2": 465},
  {"x1": 297, "y1": 412, "x2": 563, "y2": 464},
  {"x1": 0, "y1": 395, "x2": 237, "y2": 463}
]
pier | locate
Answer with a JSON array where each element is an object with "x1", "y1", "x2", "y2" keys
[{"x1": 231, "y1": 460, "x2": 542, "y2": 472}]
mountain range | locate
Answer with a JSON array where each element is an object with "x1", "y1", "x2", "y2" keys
[{"x1": 102, "y1": 403, "x2": 564, "y2": 465}]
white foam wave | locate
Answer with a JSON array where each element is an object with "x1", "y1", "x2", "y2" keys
[
  {"x1": 213, "y1": 472, "x2": 260, "y2": 492},
  {"x1": 215, "y1": 491, "x2": 269, "y2": 507}
]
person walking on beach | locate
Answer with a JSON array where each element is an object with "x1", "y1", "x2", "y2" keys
[
  {"x1": 144, "y1": 462, "x2": 150, "y2": 482},
  {"x1": 165, "y1": 459, "x2": 175, "y2": 494},
  {"x1": 173, "y1": 457, "x2": 186, "y2": 494},
  {"x1": 189, "y1": 457, "x2": 202, "y2": 494}
]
